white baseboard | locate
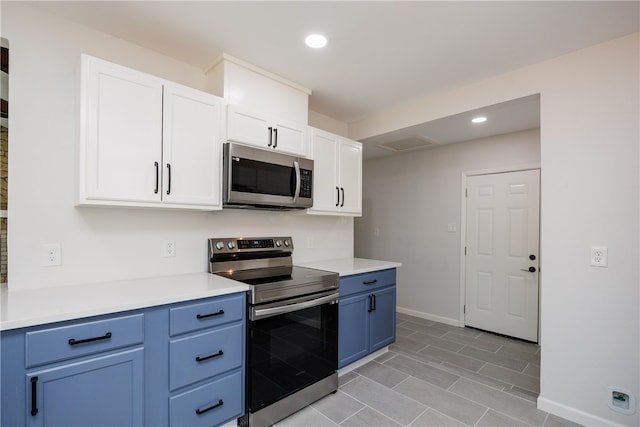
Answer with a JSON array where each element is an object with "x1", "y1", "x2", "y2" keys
[
  {"x1": 537, "y1": 396, "x2": 621, "y2": 427},
  {"x1": 396, "y1": 306, "x2": 462, "y2": 327}
]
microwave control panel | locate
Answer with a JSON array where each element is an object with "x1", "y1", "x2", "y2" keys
[{"x1": 300, "y1": 169, "x2": 312, "y2": 198}]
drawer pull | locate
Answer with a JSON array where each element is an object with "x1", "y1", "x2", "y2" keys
[
  {"x1": 363, "y1": 279, "x2": 378, "y2": 285},
  {"x1": 195, "y1": 350, "x2": 224, "y2": 362},
  {"x1": 196, "y1": 309, "x2": 224, "y2": 320},
  {"x1": 68, "y1": 332, "x2": 112, "y2": 346},
  {"x1": 195, "y1": 399, "x2": 224, "y2": 415},
  {"x1": 30, "y1": 376, "x2": 38, "y2": 416}
]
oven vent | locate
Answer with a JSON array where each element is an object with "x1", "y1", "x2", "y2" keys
[{"x1": 378, "y1": 135, "x2": 436, "y2": 153}]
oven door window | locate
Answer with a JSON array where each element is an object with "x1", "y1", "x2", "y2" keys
[
  {"x1": 232, "y1": 158, "x2": 295, "y2": 197},
  {"x1": 249, "y1": 302, "x2": 338, "y2": 412}
]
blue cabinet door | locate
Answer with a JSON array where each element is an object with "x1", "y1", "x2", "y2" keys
[
  {"x1": 338, "y1": 293, "x2": 370, "y2": 368},
  {"x1": 27, "y1": 348, "x2": 144, "y2": 427},
  {"x1": 369, "y1": 286, "x2": 396, "y2": 352}
]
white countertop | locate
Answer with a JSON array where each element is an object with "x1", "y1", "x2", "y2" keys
[
  {"x1": 0, "y1": 273, "x2": 249, "y2": 331},
  {"x1": 298, "y1": 257, "x2": 401, "y2": 277}
]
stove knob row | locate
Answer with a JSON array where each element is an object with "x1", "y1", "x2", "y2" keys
[
  {"x1": 215, "y1": 241, "x2": 224, "y2": 250},
  {"x1": 284, "y1": 239, "x2": 291, "y2": 247},
  {"x1": 227, "y1": 241, "x2": 236, "y2": 250},
  {"x1": 275, "y1": 240, "x2": 282, "y2": 247},
  {"x1": 214, "y1": 241, "x2": 236, "y2": 250}
]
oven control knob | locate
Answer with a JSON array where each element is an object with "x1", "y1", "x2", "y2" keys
[
  {"x1": 227, "y1": 241, "x2": 236, "y2": 250},
  {"x1": 275, "y1": 240, "x2": 282, "y2": 247},
  {"x1": 215, "y1": 241, "x2": 224, "y2": 251},
  {"x1": 284, "y1": 239, "x2": 291, "y2": 247}
]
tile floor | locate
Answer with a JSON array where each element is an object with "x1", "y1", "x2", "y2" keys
[{"x1": 274, "y1": 313, "x2": 582, "y2": 427}]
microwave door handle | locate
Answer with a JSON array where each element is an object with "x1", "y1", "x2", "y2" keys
[{"x1": 293, "y1": 160, "x2": 301, "y2": 203}]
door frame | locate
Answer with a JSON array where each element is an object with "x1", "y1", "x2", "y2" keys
[{"x1": 458, "y1": 163, "x2": 541, "y2": 339}]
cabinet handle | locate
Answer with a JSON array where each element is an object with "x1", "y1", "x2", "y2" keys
[
  {"x1": 166, "y1": 163, "x2": 171, "y2": 195},
  {"x1": 363, "y1": 279, "x2": 378, "y2": 285},
  {"x1": 68, "y1": 332, "x2": 112, "y2": 346},
  {"x1": 195, "y1": 350, "x2": 224, "y2": 362},
  {"x1": 268, "y1": 127, "x2": 273, "y2": 147},
  {"x1": 154, "y1": 161, "x2": 159, "y2": 194},
  {"x1": 336, "y1": 187, "x2": 340, "y2": 207},
  {"x1": 340, "y1": 187, "x2": 345, "y2": 207},
  {"x1": 196, "y1": 309, "x2": 224, "y2": 320},
  {"x1": 273, "y1": 128, "x2": 278, "y2": 148},
  {"x1": 195, "y1": 399, "x2": 224, "y2": 415},
  {"x1": 367, "y1": 295, "x2": 373, "y2": 313},
  {"x1": 371, "y1": 294, "x2": 377, "y2": 312},
  {"x1": 30, "y1": 376, "x2": 38, "y2": 416}
]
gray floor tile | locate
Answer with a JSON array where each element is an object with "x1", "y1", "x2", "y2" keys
[
  {"x1": 440, "y1": 331, "x2": 502, "y2": 352},
  {"x1": 477, "y1": 332, "x2": 539, "y2": 354},
  {"x1": 408, "y1": 408, "x2": 469, "y2": 427},
  {"x1": 341, "y1": 376, "x2": 427, "y2": 426},
  {"x1": 394, "y1": 376, "x2": 487, "y2": 425},
  {"x1": 478, "y1": 363, "x2": 539, "y2": 393},
  {"x1": 402, "y1": 331, "x2": 465, "y2": 352},
  {"x1": 383, "y1": 354, "x2": 459, "y2": 389},
  {"x1": 340, "y1": 407, "x2": 403, "y2": 427},
  {"x1": 505, "y1": 385, "x2": 539, "y2": 403},
  {"x1": 354, "y1": 361, "x2": 409, "y2": 388},
  {"x1": 523, "y1": 362, "x2": 540, "y2": 378},
  {"x1": 428, "y1": 323, "x2": 483, "y2": 338},
  {"x1": 476, "y1": 409, "x2": 532, "y2": 427},
  {"x1": 389, "y1": 343, "x2": 447, "y2": 364},
  {"x1": 275, "y1": 405, "x2": 339, "y2": 427},
  {"x1": 437, "y1": 362, "x2": 512, "y2": 391},
  {"x1": 338, "y1": 371, "x2": 359, "y2": 388},
  {"x1": 497, "y1": 345, "x2": 541, "y2": 365},
  {"x1": 396, "y1": 314, "x2": 433, "y2": 326},
  {"x1": 459, "y1": 345, "x2": 529, "y2": 372},
  {"x1": 449, "y1": 378, "x2": 547, "y2": 426},
  {"x1": 419, "y1": 345, "x2": 486, "y2": 372},
  {"x1": 401, "y1": 322, "x2": 448, "y2": 338},
  {"x1": 544, "y1": 413, "x2": 584, "y2": 427},
  {"x1": 374, "y1": 350, "x2": 399, "y2": 363},
  {"x1": 312, "y1": 390, "x2": 365, "y2": 424},
  {"x1": 390, "y1": 335, "x2": 429, "y2": 353},
  {"x1": 397, "y1": 325, "x2": 417, "y2": 337}
]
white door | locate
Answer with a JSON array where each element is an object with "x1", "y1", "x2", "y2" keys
[
  {"x1": 465, "y1": 169, "x2": 540, "y2": 342},
  {"x1": 162, "y1": 83, "x2": 223, "y2": 208}
]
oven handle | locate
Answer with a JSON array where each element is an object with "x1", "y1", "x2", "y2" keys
[{"x1": 252, "y1": 292, "x2": 338, "y2": 321}]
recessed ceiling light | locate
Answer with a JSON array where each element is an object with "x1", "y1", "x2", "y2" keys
[
  {"x1": 471, "y1": 116, "x2": 487, "y2": 124},
  {"x1": 305, "y1": 34, "x2": 328, "y2": 49}
]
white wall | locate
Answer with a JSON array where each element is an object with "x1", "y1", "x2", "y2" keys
[
  {"x1": 351, "y1": 34, "x2": 639, "y2": 426},
  {"x1": 355, "y1": 129, "x2": 540, "y2": 324},
  {"x1": 2, "y1": 3, "x2": 354, "y2": 290}
]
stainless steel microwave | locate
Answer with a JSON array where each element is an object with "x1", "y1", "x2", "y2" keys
[{"x1": 223, "y1": 143, "x2": 313, "y2": 209}]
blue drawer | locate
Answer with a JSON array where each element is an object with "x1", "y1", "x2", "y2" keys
[
  {"x1": 25, "y1": 314, "x2": 144, "y2": 368},
  {"x1": 339, "y1": 269, "x2": 396, "y2": 298},
  {"x1": 169, "y1": 322, "x2": 243, "y2": 391},
  {"x1": 170, "y1": 293, "x2": 244, "y2": 337},
  {"x1": 169, "y1": 370, "x2": 243, "y2": 427}
]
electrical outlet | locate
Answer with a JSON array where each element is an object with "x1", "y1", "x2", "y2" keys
[
  {"x1": 163, "y1": 240, "x2": 176, "y2": 257},
  {"x1": 590, "y1": 246, "x2": 608, "y2": 267},
  {"x1": 42, "y1": 243, "x2": 61, "y2": 266}
]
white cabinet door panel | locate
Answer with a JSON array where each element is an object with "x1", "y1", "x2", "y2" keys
[
  {"x1": 338, "y1": 140, "x2": 362, "y2": 215},
  {"x1": 82, "y1": 57, "x2": 163, "y2": 203},
  {"x1": 271, "y1": 117, "x2": 308, "y2": 156},
  {"x1": 162, "y1": 84, "x2": 223, "y2": 208},
  {"x1": 226, "y1": 105, "x2": 271, "y2": 147}
]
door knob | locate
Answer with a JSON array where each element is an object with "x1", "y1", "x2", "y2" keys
[{"x1": 520, "y1": 267, "x2": 536, "y2": 273}]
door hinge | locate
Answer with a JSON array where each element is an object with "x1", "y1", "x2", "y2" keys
[
  {"x1": 465, "y1": 188, "x2": 468, "y2": 198},
  {"x1": 464, "y1": 246, "x2": 467, "y2": 255},
  {"x1": 463, "y1": 305, "x2": 466, "y2": 314}
]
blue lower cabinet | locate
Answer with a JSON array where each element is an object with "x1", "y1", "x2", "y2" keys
[
  {"x1": 169, "y1": 370, "x2": 243, "y2": 427},
  {"x1": 1, "y1": 292, "x2": 246, "y2": 427},
  {"x1": 27, "y1": 348, "x2": 144, "y2": 427},
  {"x1": 338, "y1": 269, "x2": 397, "y2": 369},
  {"x1": 338, "y1": 293, "x2": 370, "y2": 367}
]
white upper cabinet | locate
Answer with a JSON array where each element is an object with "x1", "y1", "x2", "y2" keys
[
  {"x1": 307, "y1": 127, "x2": 362, "y2": 216},
  {"x1": 79, "y1": 55, "x2": 223, "y2": 210},
  {"x1": 227, "y1": 105, "x2": 308, "y2": 157}
]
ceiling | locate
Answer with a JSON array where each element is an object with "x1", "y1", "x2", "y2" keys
[{"x1": 27, "y1": 1, "x2": 639, "y2": 159}]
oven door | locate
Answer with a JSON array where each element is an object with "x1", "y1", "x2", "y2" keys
[{"x1": 248, "y1": 291, "x2": 338, "y2": 413}]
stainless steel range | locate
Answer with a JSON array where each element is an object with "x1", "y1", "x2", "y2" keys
[{"x1": 208, "y1": 237, "x2": 339, "y2": 427}]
